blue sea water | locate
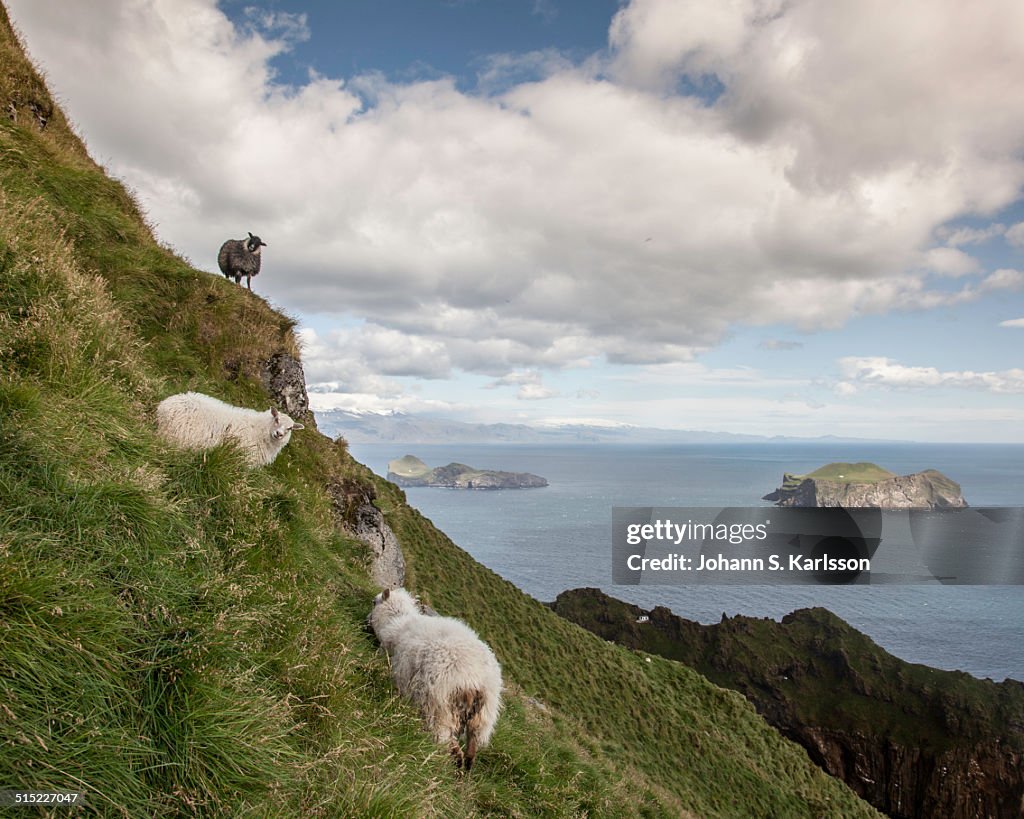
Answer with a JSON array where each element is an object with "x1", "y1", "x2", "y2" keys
[{"x1": 349, "y1": 442, "x2": 1024, "y2": 682}]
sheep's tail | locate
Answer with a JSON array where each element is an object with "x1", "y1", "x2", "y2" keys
[{"x1": 452, "y1": 686, "x2": 500, "y2": 772}]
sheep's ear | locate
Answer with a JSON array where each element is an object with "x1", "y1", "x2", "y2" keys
[
  {"x1": 382, "y1": 588, "x2": 390, "y2": 601},
  {"x1": 271, "y1": 407, "x2": 280, "y2": 422},
  {"x1": 248, "y1": 231, "x2": 254, "y2": 239},
  {"x1": 291, "y1": 422, "x2": 305, "y2": 431}
]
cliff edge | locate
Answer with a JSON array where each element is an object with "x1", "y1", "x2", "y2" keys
[{"x1": 552, "y1": 587, "x2": 1024, "y2": 819}]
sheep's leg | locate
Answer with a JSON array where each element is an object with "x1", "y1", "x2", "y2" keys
[
  {"x1": 448, "y1": 736, "x2": 465, "y2": 770},
  {"x1": 246, "y1": 274, "x2": 252, "y2": 290},
  {"x1": 464, "y1": 696, "x2": 484, "y2": 772},
  {"x1": 234, "y1": 274, "x2": 242, "y2": 285}
]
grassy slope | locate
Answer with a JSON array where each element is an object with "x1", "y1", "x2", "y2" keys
[{"x1": 0, "y1": 9, "x2": 878, "y2": 816}]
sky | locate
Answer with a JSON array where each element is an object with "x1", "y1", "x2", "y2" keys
[{"x1": 7, "y1": 0, "x2": 1024, "y2": 441}]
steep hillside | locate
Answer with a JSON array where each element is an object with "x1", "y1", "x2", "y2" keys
[{"x1": 0, "y1": 8, "x2": 878, "y2": 816}]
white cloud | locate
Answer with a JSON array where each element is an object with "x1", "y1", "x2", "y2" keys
[
  {"x1": 837, "y1": 356, "x2": 1024, "y2": 394},
  {"x1": 759, "y1": 339, "x2": 804, "y2": 351},
  {"x1": 999, "y1": 318, "x2": 1024, "y2": 328},
  {"x1": 298, "y1": 325, "x2": 451, "y2": 384},
  {"x1": 297, "y1": 324, "x2": 452, "y2": 411},
  {"x1": 922, "y1": 247, "x2": 980, "y2": 278},
  {"x1": 8, "y1": 0, "x2": 1024, "y2": 377},
  {"x1": 979, "y1": 268, "x2": 1024, "y2": 292},
  {"x1": 486, "y1": 370, "x2": 559, "y2": 400},
  {"x1": 242, "y1": 8, "x2": 310, "y2": 44},
  {"x1": 517, "y1": 382, "x2": 559, "y2": 400},
  {"x1": 306, "y1": 389, "x2": 458, "y2": 415},
  {"x1": 938, "y1": 223, "x2": 1005, "y2": 247},
  {"x1": 1006, "y1": 222, "x2": 1024, "y2": 247}
]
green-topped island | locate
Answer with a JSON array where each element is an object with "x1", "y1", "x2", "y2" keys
[
  {"x1": 387, "y1": 454, "x2": 548, "y2": 489},
  {"x1": 764, "y1": 462, "x2": 967, "y2": 508}
]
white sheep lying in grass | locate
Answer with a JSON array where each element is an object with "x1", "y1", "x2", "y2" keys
[
  {"x1": 156, "y1": 391, "x2": 304, "y2": 467},
  {"x1": 369, "y1": 588, "x2": 502, "y2": 770}
]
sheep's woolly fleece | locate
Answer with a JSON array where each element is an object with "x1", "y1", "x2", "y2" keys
[
  {"x1": 370, "y1": 588, "x2": 503, "y2": 762},
  {"x1": 156, "y1": 391, "x2": 303, "y2": 466}
]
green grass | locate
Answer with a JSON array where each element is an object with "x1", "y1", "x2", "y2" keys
[
  {"x1": 0, "y1": 6, "x2": 879, "y2": 816},
  {"x1": 387, "y1": 455, "x2": 432, "y2": 478},
  {"x1": 801, "y1": 463, "x2": 896, "y2": 484}
]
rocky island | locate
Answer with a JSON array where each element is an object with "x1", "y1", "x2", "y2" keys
[
  {"x1": 386, "y1": 455, "x2": 548, "y2": 489},
  {"x1": 763, "y1": 462, "x2": 967, "y2": 508}
]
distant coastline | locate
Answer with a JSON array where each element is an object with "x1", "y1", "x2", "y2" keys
[{"x1": 316, "y1": 409, "x2": 909, "y2": 445}]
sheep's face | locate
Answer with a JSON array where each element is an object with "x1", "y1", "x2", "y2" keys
[
  {"x1": 270, "y1": 407, "x2": 304, "y2": 444},
  {"x1": 246, "y1": 232, "x2": 267, "y2": 254},
  {"x1": 370, "y1": 587, "x2": 419, "y2": 631}
]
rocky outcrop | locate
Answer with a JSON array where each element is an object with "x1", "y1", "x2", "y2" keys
[
  {"x1": 764, "y1": 464, "x2": 967, "y2": 508},
  {"x1": 327, "y1": 477, "x2": 405, "y2": 588},
  {"x1": 263, "y1": 349, "x2": 400, "y2": 586},
  {"x1": 261, "y1": 351, "x2": 312, "y2": 426},
  {"x1": 551, "y1": 587, "x2": 1024, "y2": 819},
  {"x1": 387, "y1": 455, "x2": 548, "y2": 489}
]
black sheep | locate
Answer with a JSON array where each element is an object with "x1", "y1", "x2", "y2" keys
[{"x1": 217, "y1": 232, "x2": 266, "y2": 290}]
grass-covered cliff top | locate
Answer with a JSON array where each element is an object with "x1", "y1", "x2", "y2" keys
[
  {"x1": 781, "y1": 462, "x2": 897, "y2": 488},
  {"x1": 805, "y1": 462, "x2": 896, "y2": 482},
  {"x1": 0, "y1": 7, "x2": 878, "y2": 816}
]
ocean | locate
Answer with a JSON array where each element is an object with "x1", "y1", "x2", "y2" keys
[{"x1": 349, "y1": 441, "x2": 1024, "y2": 682}]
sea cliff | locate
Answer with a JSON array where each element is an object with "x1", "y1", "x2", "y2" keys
[{"x1": 552, "y1": 587, "x2": 1024, "y2": 819}]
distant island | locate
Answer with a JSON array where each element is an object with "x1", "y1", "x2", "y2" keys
[
  {"x1": 386, "y1": 455, "x2": 548, "y2": 490},
  {"x1": 763, "y1": 462, "x2": 968, "y2": 508}
]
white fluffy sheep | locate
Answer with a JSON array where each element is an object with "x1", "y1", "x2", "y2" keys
[
  {"x1": 156, "y1": 391, "x2": 304, "y2": 467},
  {"x1": 369, "y1": 588, "x2": 502, "y2": 770}
]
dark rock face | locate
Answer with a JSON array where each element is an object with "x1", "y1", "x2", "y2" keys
[
  {"x1": 327, "y1": 477, "x2": 405, "y2": 589},
  {"x1": 261, "y1": 351, "x2": 312, "y2": 425},
  {"x1": 765, "y1": 469, "x2": 967, "y2": 509},
  {"x1": 551, "y1": 587, "x2": 1024, "y2": 819},
  {"x1": 6, "y1": 95, "x2": 51, "y2": 129}
]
